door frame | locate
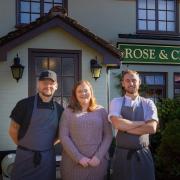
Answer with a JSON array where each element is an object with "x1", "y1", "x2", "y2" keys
[{"x1": 28, "y1": 48, "x2": 82, "y2": 96}]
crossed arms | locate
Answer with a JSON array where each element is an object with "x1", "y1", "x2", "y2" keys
[{"x1": 110, "y1": 116, "x2": 158, "y2": 135}]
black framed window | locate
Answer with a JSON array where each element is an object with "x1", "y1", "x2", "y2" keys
[
  {"x1": 16, "y1": 0, "x2": 67, "y2": 25},
  {"x1": 174, "y1": 73, "x2": 180, "y2": 100},
  {"x1": 139, "y1": 72, "x2": 166, "y2": 103},
  {"x1": 137, "y1": 0, "x2": 178, "y2": 34}
]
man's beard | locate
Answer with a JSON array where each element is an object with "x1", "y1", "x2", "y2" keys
[
  {"x1": 126, "y1": 90, "x2": 135, "y2": 94},
  {"x1": 125, "y1": 87, "x2": 138, "y2": 94},
  {"x1": 41, "y1": 91, "x2": 53, "y2": 97}
]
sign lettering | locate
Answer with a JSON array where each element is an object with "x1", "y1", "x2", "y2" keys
[{"x1": 118, "y1": 44, "x2": 180, "y2": 64}]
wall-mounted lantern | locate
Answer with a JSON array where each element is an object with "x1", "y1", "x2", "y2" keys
[
  {"x1": 90, "y1": 58, "x2": 102, "y2": 80},
  {"x1": 10, "y1": 54, "x2": 24, "y2": 82}
]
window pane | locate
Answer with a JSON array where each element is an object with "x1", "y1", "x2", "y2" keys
[
  {"x1": 174, "y1": 89, "x2": 180, "y2": 94},
  {"x1": 54, "y1": 3, "x2": 62, "y2": 6},
  {"x1": 147, "y1": 0, "x2": 155, "y2": 9},
  {"x1": 155, "y1": 89, "x2": 163, "y2": 96},
  {"x1": 138, "y1": 0, "x2": 146, "y2": 9},
  {"x1": 146, "y1": 89, "x2": 154, "y2": 97},
  {"x1": 138, "y1": 20, "x2": 147, "y2": 30},
  {"x1": 32, "y1": 2, "x2": 40, "y2": 13},
  {"x1": 158, "y1": 11, "x2": 166, "y2": 20},
  {"x1": 159, "y1": 21, "x2": 166, "y2": 31},
  {"x1": 139, "y1": 10, "x2": 146, "y2": 19},
  {"x1": 54, "y1": 76, "x2": 61, "y2": 96},
  {"x1": 31, "y1": 14, "x2": 40, "y2": 22},
  {"x1": 154, "y1": 89, "x2": 163, "y2": 102},
  {"x1": 140, "y1": 73, "x2": 166, "y2": 102},
  {"x1": 175, "y1": 74, "x2": 180, "y2": 83},
  {"x1": 148, "y1": 10, "x2": 155, "y2": 20},
  {"x1": 62, "y1": 97, "x2": 69, "y2": 108},
  {"x1": 158, "y1": 0, "x2": 166, "y2": 10},
  {"x1": 155, "y1": 76, "x2": 164, "y2": 85},
  {"x1": 167, "y1": 0, "x2": 175, "y2": 10},
  {"x1": 167, "y1": 22, "x2": 175, "y2": 31},
  {"x1": 167, "y1": 11, "x2": 175, "y2": 21},
  {"x1": 174, "y1": 73, "x2": 180, "y2": 99},
  {"x1": 62, "y1": 58, "x2": 75, "y2": 76},
  {"x1": 139, "y1": 75, "x2": 144, "y2": 83},
  {"x1": 18, "y1": 0, "x2": 65, "y2": 24},
  {"x1": 48, "y1": 57, "x2": 61, "y2": 73},
  {"x1": 35, "y1": 57, "x2": 49, "y2": 73},
  {"x1": 45, "y1": 0, "x2": 53, "y2": 2},
  {"x1": 21, "y1": 1, "x2": 30, "y2": 12},
  {"x1": 21, "y1": 13, "x2": 30, "y2": 23},
  {"x1": 148, "y1": 21, "x2": 155, "y2": 30},
  {"x1": 44, "y1": 3, "x2": 53, "y2": 13},
  {"x1": 145, "y1": 76, "x2": 154, "y2": 85},
  {"x1": 62, "y1": 77, "x2": 74, "y2": 96},
  {"x1": 53, "y1": 97, "x2": 69, "y2": 108},
  {"x1": 55, "y1": 0, "x2": 63, "y2": 3}
]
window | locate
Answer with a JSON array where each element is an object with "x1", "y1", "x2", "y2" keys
[
  {"x1": 137, "y1": 0, "x2": 178, "y2": 34},
  {"x1": 17, "y1": 0, "x2": 67, "y2": 25},
  {"x1": 139, "y1": 72, "x2": 166, "y2": 103},
  {"x1": 174, "y1": 73, "x2": 180, "y2": 100}
]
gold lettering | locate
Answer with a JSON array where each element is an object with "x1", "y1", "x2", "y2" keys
[
  {"x1": 142, "y1": 49, "x2": 149, "y2": 59},
  {"x1": 149, "y1": 49, "x2": 156, "y2": 59},
  {"x1": 171, "y1": 50, "x2": 180, "y2": 60},
  {"x1": 134, "y1": 49, "x2": 142, "y2": 59},
  {"x1": 125, "y1": 48, "x2": 133, "y2": 59}
]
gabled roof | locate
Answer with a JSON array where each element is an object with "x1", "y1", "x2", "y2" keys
[{"x1": 0, "y1": 7, "x2": 121, "y2": 66}]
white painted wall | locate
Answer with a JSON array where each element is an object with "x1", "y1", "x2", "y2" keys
[
  {"x1": 0, "y1": 0, "x2": 16, "y2": 37},
  {"x1": 69, "y1": 0, "x2": 136, "y2": 43},
  {"x1": 0, "y1": 28, "x2": 107, "y2": 150}
]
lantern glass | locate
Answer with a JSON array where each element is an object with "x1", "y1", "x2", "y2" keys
[
  {"x1": 90, "y1": 59, "x2": 102, "y2": 80},
  {"x1": 92, "y1": 68, "x2": 101, "y2": 80},
  {"x1": 10, "y1": 55, "x2": 24, "y2": 82}
]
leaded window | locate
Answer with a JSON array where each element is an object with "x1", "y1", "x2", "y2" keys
[
  {"x1": 137, "y1": 0, "x2": 178, "y2": 34},
  {"x1": 17, "y1": 0, "x2": 67, "y2": 25}
]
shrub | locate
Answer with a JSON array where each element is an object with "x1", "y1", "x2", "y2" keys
[
  {"x1": 156, "y1": 119, "x2": 180, "y2": 180},
  {"x1": 151, "y1": 98, "x2": 180, "y2": 180},
  {"x1": 156, "y1": 98, "x2": 180, "y2": 130}
]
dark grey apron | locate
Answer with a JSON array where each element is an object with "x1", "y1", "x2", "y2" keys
[
  {"x1": 11, "y1": 95, "x2": 58, "y2": 180},
  {"x1": 111, "y1": 96, "x2": 155, "y2": 180}
]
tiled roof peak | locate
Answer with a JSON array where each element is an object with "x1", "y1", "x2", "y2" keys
[{"x1": 48, "y1": 6, "x2": 67, "y2": 17}]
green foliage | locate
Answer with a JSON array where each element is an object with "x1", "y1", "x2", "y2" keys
[
  {"x1": 114, "y1": 73, "x2": 123, "y2": 95},
  {"x1": 156, "y1": 119, "x2": 180, "y2": 179},
  {"x1": 151, "y1": 98, "x2": 180, "y2": 180},
  {"x1": 156, "y1": 98, "x2": 180, "y2": 130}
]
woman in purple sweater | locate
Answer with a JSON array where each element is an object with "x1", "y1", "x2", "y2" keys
[{"x1": 59, "y1": 80, "x2": 112, "y2": 180}]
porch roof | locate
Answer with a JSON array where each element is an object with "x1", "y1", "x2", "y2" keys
[{"x1": 0, "y1": 7, "x2": 121, "y2": 67}]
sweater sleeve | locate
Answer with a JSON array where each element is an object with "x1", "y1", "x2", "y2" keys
[
  {"x1": 95, "y1": 108, "x2": 113, "y2": 160},
  {"x1": 59, "y1": 109, "x2": 84, "y2": 163}
]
